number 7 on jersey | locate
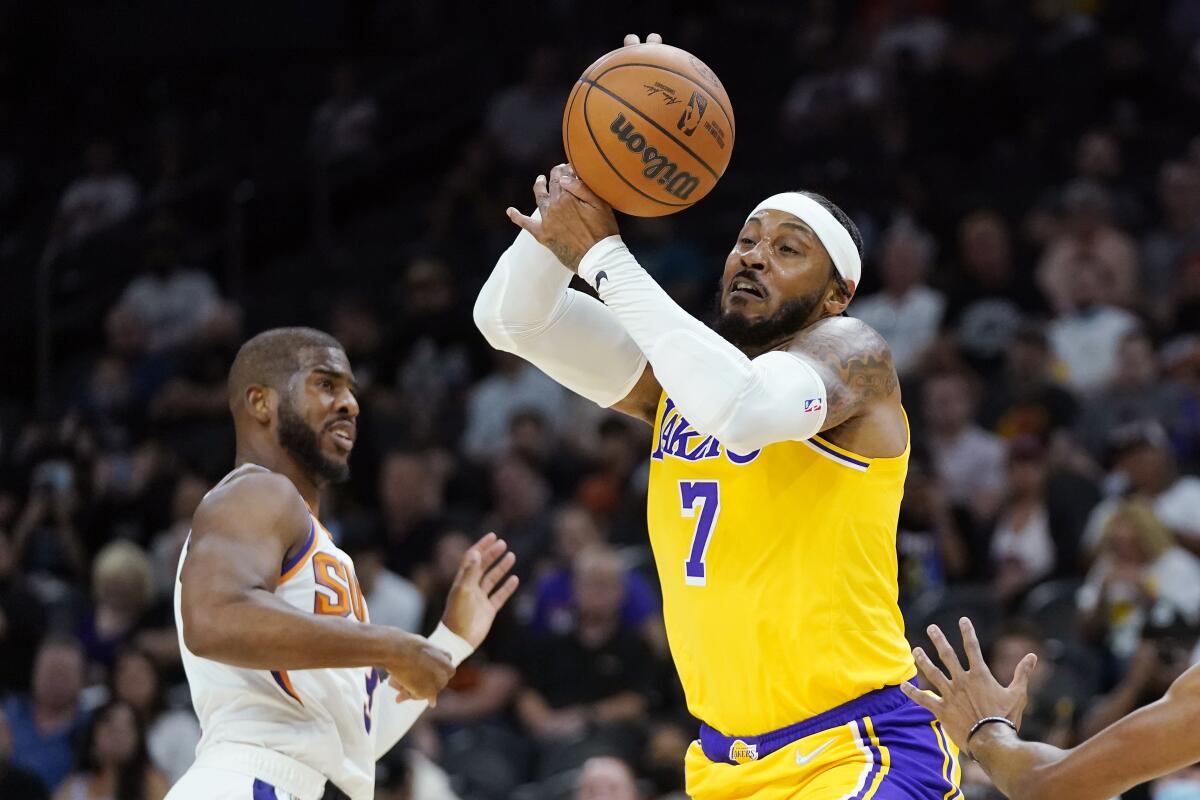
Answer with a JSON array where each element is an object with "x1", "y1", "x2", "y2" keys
[{"x1": 679, "y1": 480, "x2": 720, "y2": 586}]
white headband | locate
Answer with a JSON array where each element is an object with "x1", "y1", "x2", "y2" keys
[{"x1": 746, "y1": 192, "x2": 861, "y2": 287}]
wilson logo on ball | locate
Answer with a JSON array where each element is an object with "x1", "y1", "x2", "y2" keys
[{"x1": 609, "y1": 113, "x2": 702, "y2": 201}]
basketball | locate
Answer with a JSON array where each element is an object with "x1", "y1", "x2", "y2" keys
[{"x1": 562, "y1": 43, "x2": 735, "y2": 217}]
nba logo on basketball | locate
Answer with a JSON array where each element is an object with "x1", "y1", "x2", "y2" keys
[
  {"x1": 804, "y1": 398, "x2": 823, "y2": 413},
  {"x1": 677, "y1": 92, "x2": 707, "y2": 136},
  {"x1": 729, "y1": 740, "x2": 759, "y2": 764}
]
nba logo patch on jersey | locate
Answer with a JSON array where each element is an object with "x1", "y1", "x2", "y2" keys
[
  {"x1": 728, "y1": 739, "x2": 759, "y2": 764},
  {"x1": 804, "y1": 398, "x2": 822, "y2": 413}
]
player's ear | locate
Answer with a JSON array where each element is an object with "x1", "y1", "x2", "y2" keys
[
  {"x1": 245, "y1": 385, "x2": 274, "y2": 425},
  {"x1": 825, "y1": 278, "x2": 854, "y2": 316}
]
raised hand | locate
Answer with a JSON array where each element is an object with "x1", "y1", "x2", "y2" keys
[
  {"x1": 440, "y1": 532, "x2": 519, "y2": 649},
  {"x1": 900, "y1": 617, "x2": 1038, "y2": 750}
]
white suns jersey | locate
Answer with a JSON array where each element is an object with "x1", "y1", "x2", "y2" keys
[{"x1": 174, "y1": 465, "x2": 382, "y2": 800}]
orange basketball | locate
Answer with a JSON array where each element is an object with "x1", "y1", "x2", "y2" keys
[{"x1": 562, "y1": 43, "x2": 735, "y2": 217}]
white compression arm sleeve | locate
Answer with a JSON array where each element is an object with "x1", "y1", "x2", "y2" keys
[
  {"x1": 372, "y1": 623, "x2": 474, "y2": 759},
  {"x1": 577, "y1": 236, "x2": 828, "y2": 452},
  {"x1": 473, "y1": 218, "x2": 648, "y2": 408}
]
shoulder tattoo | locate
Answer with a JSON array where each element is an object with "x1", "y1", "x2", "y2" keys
[{"x1": 790, "y1": 319, "x2": 898, "y2": 426}]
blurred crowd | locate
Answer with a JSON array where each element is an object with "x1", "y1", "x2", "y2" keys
[{"x1": 3, "y1": 1, "x2": 1200, "y2": 799}]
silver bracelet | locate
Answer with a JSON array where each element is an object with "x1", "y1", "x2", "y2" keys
[{"x1": 967, "y1": 716, "x2": 1017, "y2": 759}]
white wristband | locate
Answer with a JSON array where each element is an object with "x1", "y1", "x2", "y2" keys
[{"x1": 428, "y1": 622, "x2": 474, "y2": 667}]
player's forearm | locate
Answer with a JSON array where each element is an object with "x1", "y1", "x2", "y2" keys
[
  {"x1": 372, "y1": 623, "x2": 474, "y2": 758},
  {"x1": 474, "y1": 224, "x2": 647, "y2": 408},
  {"x1": 969, "y1": 727, "x2": 1070, "y2": 800},
  {"x1": 577, "y1": 237, "x2": 827, "y2": 450},
  {"x1": 973, "y1": 681, "x2": 1200, "y2": 800},
  {"x1": 183, "y1": 589, "x2": 394, "y2": 670}
]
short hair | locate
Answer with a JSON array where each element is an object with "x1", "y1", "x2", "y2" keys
[
  {"x1": 227, "y1": 327, "x2": 343, "y2": 411},
  {"x1": 93, "y1": 540, "x2": 154, "y2": 607},
  {"x1": 1102, "y1": 499, "x2": 1174, "y2": 560},
  {"x1": 797, "y1": 190, "x2": 862, "y2": 300}
]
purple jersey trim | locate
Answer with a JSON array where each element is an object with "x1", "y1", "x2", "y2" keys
[
  {"x1": 280, "y1": 519, "x2": 316, "y2": 575},
  {"x1": 698, "y1": 681, "x2": 913, "y2": 765}
]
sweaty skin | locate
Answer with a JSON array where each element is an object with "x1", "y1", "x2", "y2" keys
[{"x1": 903, "y1": 618, "x2": 1200, "y2": 800}]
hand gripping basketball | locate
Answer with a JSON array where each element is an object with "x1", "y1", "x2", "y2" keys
[{"x1": 506, "y1": 163, "x2": 619, "y2": 272}]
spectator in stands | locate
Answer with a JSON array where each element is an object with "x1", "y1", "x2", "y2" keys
[
  {"x1": 387, "y1": 257, "x2": 488, "y2": 442},
  {"x1": 977, "y1": 324, "x2": 1079, "y2": 443},
  {"x1": 1046, "y1": 259, "x2": 1141, "y2": 394},
  {"x1": 110, "y1": 648, "x2": 199, "y2": 784},
  {"x1": 850, "y1": 221, "x2": 945, "y2": 375},
  {"x1": 49, "y1": 140, "x2": 140, "y2": 252},
  {"x1": 13, "y1": 460, "x2": 87, "y2": 582},
  {"x1": 923, "y1": 370, "x2": 1006, "y2": 522},
  {"x1": 147, "y1": 473, "x2": 208, "y2": 601},
  {"x1": 896, "y1": 453, "x2": 969, "y2": 605},
  {"x1": 576, "y1": 417, "x2": 652, "y2": 547},
  {"x1": 0, "y1": 528, "x2": 47, "y2": 695},
  {"x1": 507, "y1": 409, "x2": 585, "y2": 501},
  {"x1": 1078, "y1": 611, "x2": 1198, "y2": 741},
  {"x1": 988, "y1": 620, "x2": 1078, "y2": 747},
  {"x1": 5, "y1": 636, "x2": 88, "y2": 792},
  {"x1": 642, "y1": 721, "x2": 690, "y2": 800},
  {"x1": 485, "y1": 46, "x2": 567, "y2": 168},
  {"x1": 0, "y1": 705, "x2": 48, "y2": 800},
  {"x1": 378, "y1": 449, "x2": 450, "y2": 577},
  {"x1": 341, "y1": 524, "x2": 424, "y2": 633},
  {"x1": 991, "y1": 437, "x2": 1058, "y2": 603},
  {"x1": 1078, "y1": 501, "x2": 1200, "y2": 662},
  {"x1": 328, "y1": 293, "x2": 385, "y2": 396},
  {"x1": 576, "y1": 756, "x2": 639, "y2": 800},
  {"x1": 1171, "y1": 249, "x2": 1200, "y2": 336},
  {"x1": 485, "y1": 456, "x2": 554, "y2": 569},
  {"x1": 780, "y1": 43, "x2": 883, "y2": 143},
  {"x1": 309, "y1": 63, "x2": 379, "y2": 165},
  {"x1": 53, "y1": 699, "x2": 168, "y2": 800},
  {"x1": 1038, "y1": 179, "x2": 1139, "y2": 315},
  {"x1": 1076, "y1": 330, "x2": 1180, "y2": 457},
  {"x1": 516, "y1": 546, "x2": 656, "y2": 772},
  {"x1": 1083, "y1": 423, "x2": 1200, "y2": 556},
  {"x1": 528, "y1": 505, "x2": 660, "y2": 645},
  {"x1": 1142, "y1": 161, "x2": 1200, "y2": 308},
  {"x1": 1072, "y1": 129, "x2": 1143, "y2": 231},
  {"x1": 462, "y1": 352, "x2": 568, "y2": 462},
  {"x1": 76, "y1": 540, "x2": 155, "y2": 672},
  {"x1": 115, "y1": 218, "x2": 233, "y2": 355},
  {"x1": 943, "y1": 211, "x2": 1033, "y2": 372}
]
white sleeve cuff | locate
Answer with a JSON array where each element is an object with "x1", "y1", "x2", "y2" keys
[
  {"x1": 428, "y1": 622, "x2": 474, "y2": 667},
  {"x1": 578, "y1": 235, "x2": 628, "y2": 288}
]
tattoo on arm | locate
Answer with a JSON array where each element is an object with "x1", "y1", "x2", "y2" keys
[
  {"x1": 546, "y1": 239, "x2": 583, "y2": 272},
  {"x1": 790, "y1": 319, "x2": 898, "y2": 429}
]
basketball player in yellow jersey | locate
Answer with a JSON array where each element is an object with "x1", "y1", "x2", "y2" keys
[{"x1": 475, "y1": 39, "x2": 958, "y2": 800}]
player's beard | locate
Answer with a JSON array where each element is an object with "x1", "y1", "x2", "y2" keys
[
  {"x1": 712, "y1": 285, "x2": 824, "y2": 352},
  {"x1": 277, "y1": 400, "x2": 350, "y2": 484}
]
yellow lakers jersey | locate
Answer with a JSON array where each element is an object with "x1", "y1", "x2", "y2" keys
[{"x1": 647, "y1": 394, "x2": 916, "y2": 735}]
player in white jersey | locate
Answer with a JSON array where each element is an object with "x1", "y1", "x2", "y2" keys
[{"x1": 168, "y1": 327, "x2": 519, "y2": 800}]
